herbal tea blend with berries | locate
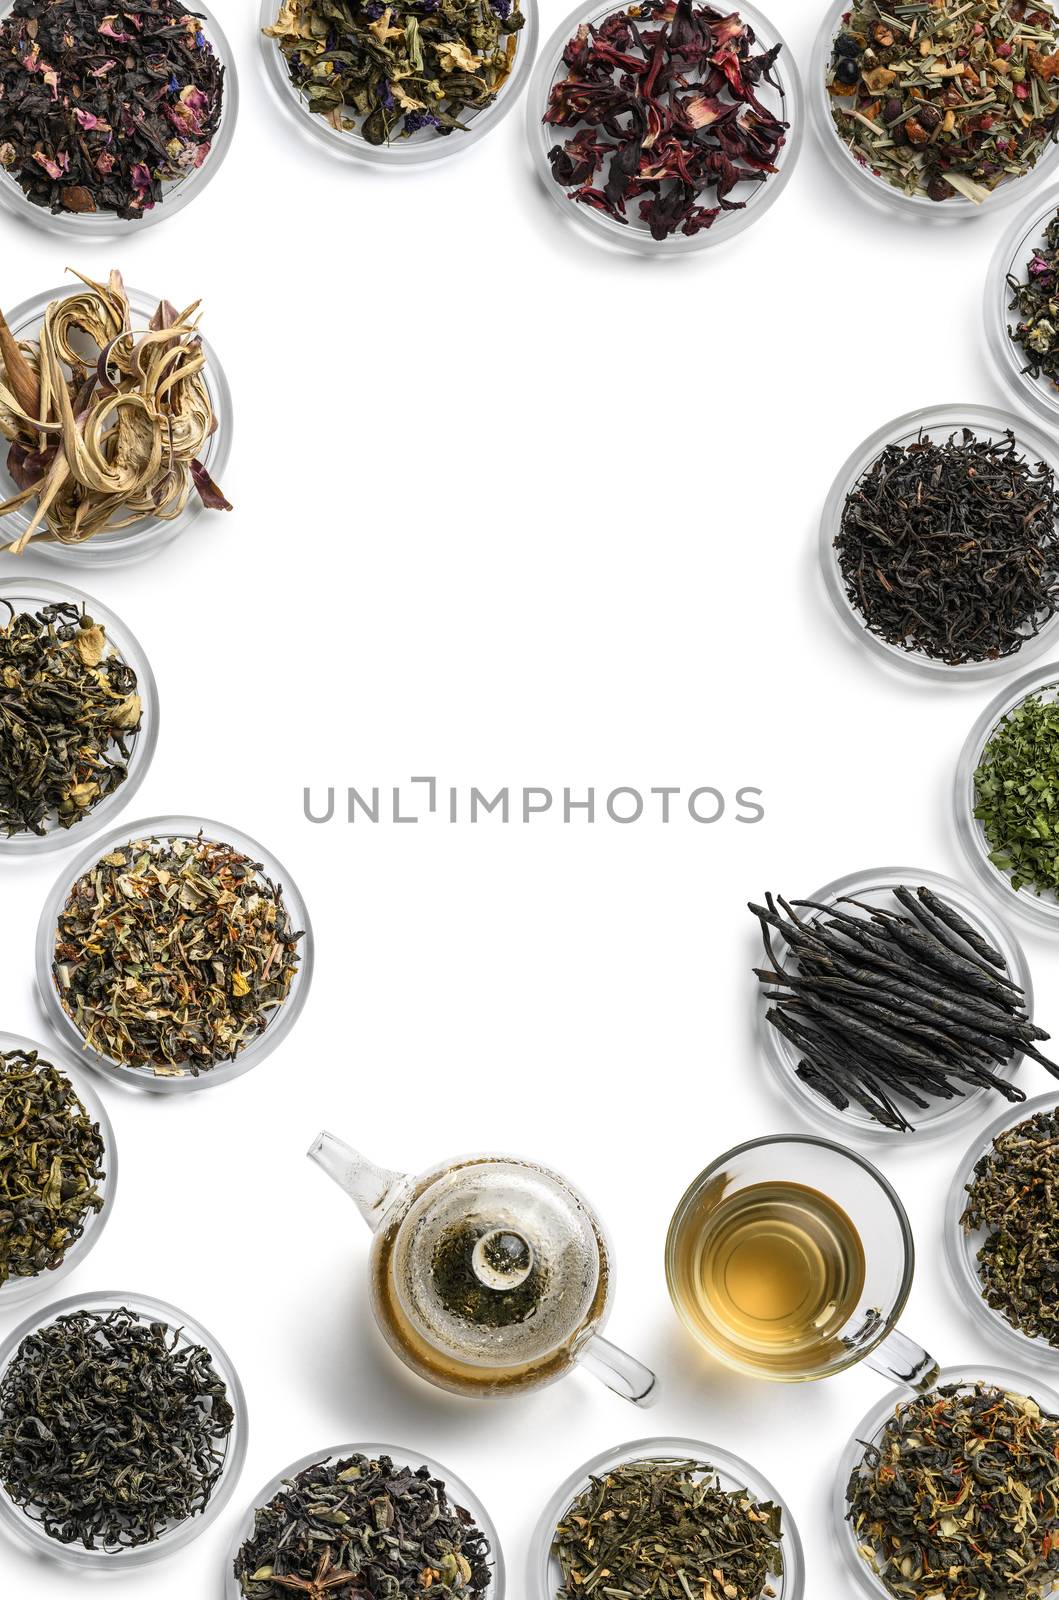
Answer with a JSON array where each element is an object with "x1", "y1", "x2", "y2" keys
[
  {"x1": 0, "y1": 0, "x2": 224, "y2": 219},
  {"x1": 827, "y1": 0, "x2": 1059, "y2": 203}
]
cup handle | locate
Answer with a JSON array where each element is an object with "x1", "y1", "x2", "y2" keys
[
  {"x1": 575, "y1": 1334, "x2": 658, "y2": 1407},
  {"x1": 863, "y1": 1328, "x2": 939, "y2": 1393}
]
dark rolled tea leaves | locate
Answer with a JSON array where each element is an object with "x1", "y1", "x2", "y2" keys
[
  {"x1": 835, "y1": 428, "x2": 1059, "y2": 665},
  {"x1": 0, "y1": 598, "x2": 140, "y2": 837},
  {"x1": 751, "y1": 884, "x2": 1055, "y2": 1132},
  {"x1": 552, "y1": 1456, "x2": 783, "y2": 1600},
  {"x1": 53, "y1": 833, "x2": 303, "y2": 1075},
  {"x1": 543, "y1": 0, "x2": 789, "y2": 241},
  {"x1": 0, "y1": 1305, "x2": 233, "y2": 1549},
  {"x1": 1008, "y1": 206, "x2": 1059, "y2": 390},
  {"x1": 233, "y1": 1452, "x2": 493, "y2": 1598},
  {"x1": 962, "y1": 1104, "x2": 1059, "y2": 1346},
  {"x1": 0, "y1": 1047, "x2": 105, "y2": 1284},
  {"x1": 0, "y1": 0, "x2": 224, "y2": 220},
  {"x1": 847, "y1": 1382, "x2": 1059, "y2": 1600}
]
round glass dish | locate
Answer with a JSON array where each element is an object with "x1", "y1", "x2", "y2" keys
[
  {"x1": 224, "y1": 1443, "x2": 505, "y2": 1599},
  {"x1": 527, "y1": 0, "x2": 803, "y2": 256},
  {"x1": 258, "y1": 0, "x2": 537, "y2": 167},
  {"x1": 955, "y1": 661, "x2": 1059, "y2": 930},
  {"x1": 945, "y1": 1092, "x2": 1059, "y2": 1366},
  {"x1": 528, "y1": 1437, "x2": 804, "y2": 1600},
  {"x1": 810, "y1": 0, "x2": 1059, "y2": 224},
  {"x1": 0, "y1": 283, "x2": 233, "y2": 568},
  {"x1": 834, "y1": 1364, "x2": 1059, "y2": 1600},
  {"x1": 0, "y1": 0, "x2": 238, "y2": 240},
  {"x1": 986, "y1": 188, "x2": 1059, "y2": 426},
  {"x1": 0, "y1": 1288, "x2": 247, "y2": 1569},
  {"x1": 36, "y1": 813, "x2": 314, "y2": 1093},
  {"x1": 0, "y1": 1030, "x2": 117, "y2": 1310},
  {"x1": 0, "y1": 577, "x2": 158, "y2": 855},
  {"x1": 820, "y1": 403, "x2": 1059, "y2": 682},
  {"x1": 757, "y1": 865, "x2": 1033, "y2": 1142}
]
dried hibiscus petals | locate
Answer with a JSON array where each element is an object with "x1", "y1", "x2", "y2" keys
[{"x1": 543, "y1": 0, "x2": 789, "y2": 241}]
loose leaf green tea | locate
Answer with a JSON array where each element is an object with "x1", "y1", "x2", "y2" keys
[
  {"x1": 53, "y1": 833, "x2": 303, "y2": 1075},
  {"x1": 552, "y1": 1457, "x2": 783, "y2": 1600},
  {"x1": 847, "y1": 1382, "x2": 1059, "y2": 1600},
  {"x1": 828, "y1": 0, "x2": 1059, "y2": 203},
  {"x1": 974, "y1": 689, "x2": 1059, "y2": 895},
  {"x1": 0, "y1": 268, "x2": 230, "y2": 553},
  {"x1": 232, "y1": 1452, "x2": 493, "y2": 1598},
  {"x1": 835, "y1": 429, "x2": 1059, "y2": 665},
  {"x1": 0, "y1": 1305, "x2": 233, "y2": 1549},
  {"x1": 1008, "y1": 207, "x2": 1059, "y2": 389},
  {"x1": 962, "y1": 1104, "x2": 1059, "y2": 1345},
  {"x1": 0, "y1": 597, "x2": 141, "y2": 837},
  {"x1": 0, "y1": 1047, "x2": 105, "y2": 1285},
  {"x1": 264, "y1": 0, "x2": 524, "y2": 145}
]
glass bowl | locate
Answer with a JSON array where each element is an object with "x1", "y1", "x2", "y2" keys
[
  {"x1": 820, "y1": 403, "x2": 1059, "y2": 682},
  {"x1": 224, "y1": 1443, "x2": 505, "y2": 1600},
  {"x1": 834, "y1": 1364, "x2": 1059, "y2": 1600},
  {"x1": 0, "y1": 1289, "x2": 247, "y2": 1569},
  {"x1": 0, "y1": 284, "x2": 233, "y2": 568},
  {"x1": 258, "y1": 0, "x2": 537, "y2": 167},
  {"x1": 757, "y1": 865, "x2": 1033, "y2": 1142},
  {"x1": 0, "y1": 578, "x2": 158, "y2": 855},
  {"x1": 955, "y1": 661, "x2": 1059, "y2": 930},
  {"x1": 986, "y1": 188, "x2": 1059, "y2": 426},
  {"x1": 0, "y1": 0, "x2": 238, "y2": 239},
  {"x1": 527, "y1": 0, "x2": 803, "y2": 256},
  {"x1": 810, "y1": 0, "x2": 1059, "y2": 224},
  {"x1": 0, "y1": 1030, "x2": 117, "y2": 1310},
  {"x1": 528, "y1": 1436, "x2": 804, "y2": 1600},
  {"x1": 945, "y1": 1092, "x2": 1059, "y2": 1366},
  {"x1": 36, "y1": 813, "x2": 314, "y2": 1093}
]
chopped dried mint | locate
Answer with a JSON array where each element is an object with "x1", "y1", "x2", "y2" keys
[
  {"x1": 53, "y1": 834, "x2": 304, "y2": 1075},
  {"x1": 233, "y1": 1453, "x2": 493, "y2": 1599},
  {"x1": 835, "y1": 428, "x2": 1059, "y2": 665},
  {"x1": 264, "y1": 0, "x2": 524, "y2": 145},
  {"x1": 962, "y1": 1105, "x2": 1059, "y2": 1346},
  {"x1": 828, "y1": 0, "x2": 1059, "y2": 204},
  {"x1": 0, "y1": 269, "x2": 230, "y2": 553},
  {"x1": 847, "y1": 1382, "x2": 1059, "y2": 1600},
  {"x1": 543, "y1": 0, "x2": 789, "y2": 241},
  {"x1": 0, "y1": 0, "x2": 224, "y2": 219},
  {"x1": 0, "y1": 598, "x2": 141, "y2": 836},
  {"x1": 1008, "y1": 207, "x2": 1059, "y2": 388},
  {"x1": 973, "y1": 690, "x2": 1059, "y2": 895},
  {"x1": 0, "y1": 1047, "x2": 105, "y2": 1285}
]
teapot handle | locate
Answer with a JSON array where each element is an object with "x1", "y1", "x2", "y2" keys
[{"x1": 576, "y1": 1334, "x2": 658, "y2": 1407}]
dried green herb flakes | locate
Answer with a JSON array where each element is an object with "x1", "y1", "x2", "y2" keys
[{"x1": 973, "y1": 690, "x2": 1059, "y2": 895}]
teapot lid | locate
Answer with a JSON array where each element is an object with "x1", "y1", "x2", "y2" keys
[{"x1": 389, "y1": 1158, "x2": 605, "y2": 1369}]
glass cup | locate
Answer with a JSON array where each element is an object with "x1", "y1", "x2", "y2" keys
[{"x1": 666, "y1": 1135, "x2": 936, "y2": 1388}]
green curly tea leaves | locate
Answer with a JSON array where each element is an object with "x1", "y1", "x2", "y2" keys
[
  {"x1": 53, "y1": 833, "x2": 303, "y2": 1076},
  {"x1": 973, "y1": 690, "x2": 1059, "y2": 895},
  {"x1": 0, "y1": 1048, "x2": 105, "y2": 1285},
  {"x1": 1008, "y1": 207, "x2": 1059, "y2": 387},
  {"x1": 963, "y1": 1105, "x2": 1059, "y2": 1345}
]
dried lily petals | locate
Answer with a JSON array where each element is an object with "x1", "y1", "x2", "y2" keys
[
  {"x1": 543, "y1": 0, "x2": 790, "y2": 241},
  {"x1": 0, "y1": 269, "x2": 231, "y2": 552}
]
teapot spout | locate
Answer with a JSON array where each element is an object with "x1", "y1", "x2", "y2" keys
[{"x1": 308, "y1": 1132, "x2": 406, "y2": 1234}]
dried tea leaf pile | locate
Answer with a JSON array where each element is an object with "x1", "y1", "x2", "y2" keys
[
  {"x1": 847, "y1": 1382, "x2": 1059, "y2": 1600},
  {"x1": 552, "y1": 1457, "x2": 784, "y2": 1600},
  {"x1": 0, "y1": 597, "x2": 141, "y2": 837},
  {"x1": 0, "y1": 0, "x2": 224, "y2": 219},
  {"x1": 0, "y1": 1305, "x2": 233, "y2": 1549},
  {"x1": 232, "y1": 1452, "x2": 493, "y2": 1599},
  {"x1": 0, "y1": 268, "x2": 231, "y2": 554},
  {"x1": 53, "y1": 833, "x2": 303, "y2": 1075},
  {"x1": 264, "y1": 0, "x2": 524, "y2": 146},
  {"x1": 543, "y1": 0, "x2": 789, "y2": 241},
  {"x1": 973, "y1": 689, "x2": 1059, "y2": 895},
  {"x1": 1008, "y1": 206, "x2": 1059, "y2": 388},
  {"x1": 834, "y1": 429, "x2": 1059, "y2": 666},
  {"x1": 962, "y1": 1104, "x2": 1059, "y2": 1344},
  {"x1": 0, "y1": 1047, "x2": 105, "y2": 1285},
  {"x1": 828, "y1": 0, "x2": 1059, "y2": 203}
]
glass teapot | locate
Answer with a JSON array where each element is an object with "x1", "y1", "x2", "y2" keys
[{"x1": 310, "y1": 1133, "x2": 657, "y2": 1405}]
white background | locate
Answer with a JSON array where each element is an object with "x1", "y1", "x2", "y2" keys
[{"x1": 2, "y1": 1, "x2": 1059, "y2": 1594}]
